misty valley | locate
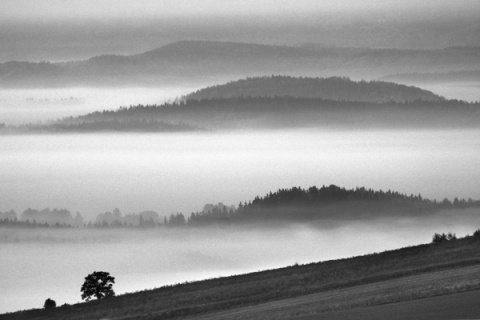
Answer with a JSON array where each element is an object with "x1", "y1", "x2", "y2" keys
[
  {"x1": 1, "y1": 3, "x2": 480, "y2": 317},
  {"x1": 1, "y1": 127, "x2": 480, "y2": 314},
  {"x1": 2, "y1": 207, "x2": 480, "y2": 313}
]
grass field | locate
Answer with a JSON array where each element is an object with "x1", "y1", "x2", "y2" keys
[
  {"x1": 191, "y1": 265, "x2": 480, "y2": 319},
  {"x1": 298, "y1": 289, "x2": 480, "y2": 320},
  {"x1": 2, "y1": 236, "x2": 480, "y2": 320}
]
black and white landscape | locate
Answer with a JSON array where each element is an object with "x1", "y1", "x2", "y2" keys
[{"x1": 1, "y1": 1, "x2": 480, "y2": 318}]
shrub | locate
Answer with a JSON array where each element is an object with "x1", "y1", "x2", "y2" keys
[
  {"x1": 446, "y1": 232, "x2": 457, "y2": 241},
  {"x1": 432, "y1": 232, "x2": 456, "y2": 243},
  {"x1": 432, "y1": 233, "x2": 447, "y2": 243},
  {"x1": 44, "y1": 298, "x2": 56, "y2": 309}
]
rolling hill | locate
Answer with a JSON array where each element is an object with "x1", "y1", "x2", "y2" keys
[
  {"x1": 186, "y1": 76, "x2": 442, "y2": 103},
  {"x1": 1, "y1": 74, "x2": 478, "y2": 133},
  {"x1": 1, "y1": 41, "x2": 480, "y2": 87}
]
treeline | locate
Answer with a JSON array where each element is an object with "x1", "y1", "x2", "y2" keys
[
  {"x1": 186, "y1": 76, "x2": 442, "y2": 103},
  {"x1": 1, "y1": 119, "x2": 202, "y2": 134},
  {"x1": 92, "y1": 203, "x2": 235, "y2": 228},
  {"x1": 91, "y1": 209, "x2": 161, "y2": 228},
  {"x1": 0, "y1": 208, "x2": 84, "y2": 228},
  {"x1": 2, "y1": 186, "x2": 479, "y2": 229}
]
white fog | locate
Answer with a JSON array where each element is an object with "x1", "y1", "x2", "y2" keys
[
  {"x1": 0, "y1": 87, "x2": 195, "y2": 125},
  {"x1": 1, "y1": 83, "x2": 480, "y2": 313},
  {"x1": 1, "y1": 129, "x2": 480, "y2": 219},
  {"x1": 2, "y1": 214, "x2": 480, "y2": 314}
]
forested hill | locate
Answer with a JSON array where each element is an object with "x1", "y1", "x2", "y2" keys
[
  {"x1": 186, "y1": 76, "x2": 442, "y2": 103},
  {"x1": 49, "y1": 97, "x2": 480, "y2": 131},
  {"x1": 187, "y1": 185, "x2": 480, "y2": 225}
]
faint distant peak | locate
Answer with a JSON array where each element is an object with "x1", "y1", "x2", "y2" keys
[{"x1": 134, "y1": 40, "x2": 317, "y2": 60}]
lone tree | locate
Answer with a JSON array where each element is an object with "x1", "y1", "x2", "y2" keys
[
  {"x1": 44, "y1": 298, "x2": 56, "y2": 309},
  {"x1": 80, "y1": 271, "x2": 115, "y2": 301}
]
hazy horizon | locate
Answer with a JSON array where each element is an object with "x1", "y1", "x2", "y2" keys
[{"x1": 0, "y1": 1, "x2": 479, "y2": 62}]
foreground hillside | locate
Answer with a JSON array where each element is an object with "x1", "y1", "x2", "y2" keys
[
  {"x1": 186, "y1": 76, "x2": 442, "y2": 103},
  {"x1": 3, "y1": 235, "x2": 480, "y2": 320}
]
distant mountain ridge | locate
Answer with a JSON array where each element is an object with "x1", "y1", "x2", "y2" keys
[
  {"x1": 1, "y1": 41, "x2": 480, "y2": 87},
  {"x1": 381, "y1": 69, "x2": 480, "y2": 84},
  {"x1": 186, "y1": 76, "x2": 442, "y2": 103}
]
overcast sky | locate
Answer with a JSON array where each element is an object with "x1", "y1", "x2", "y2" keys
[{"x1": 2, "y1": 0, "x2": 479, "y2": 21}]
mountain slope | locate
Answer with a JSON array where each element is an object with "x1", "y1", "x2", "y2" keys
[{"x1": 186, "y1": 76, "x2": 442, "y2": 103}]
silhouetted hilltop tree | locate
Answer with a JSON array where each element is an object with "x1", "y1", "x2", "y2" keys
[
  {"x1": 43, "y1": 298, "x2": 56, "y2": 309},
  {"x1": 81, "y1": 271, "x2": 115, "y2": 301},
  {"x1": 186, "y1": 76, "x2": 442, "y2": 103}
]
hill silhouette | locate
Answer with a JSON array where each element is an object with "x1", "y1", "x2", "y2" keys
[
  {"x1": 1, "y1": 41, "x2": 480, "y2": 87},
  {"x1": 186, "y1": 76, "x2": 442, "y2": 103},
  {"x1": 35, "y1": 96, "x2": 479, "y2": 131},
  {"x1": 382, "y1": 69, "x2": 480, "y2": 84}
]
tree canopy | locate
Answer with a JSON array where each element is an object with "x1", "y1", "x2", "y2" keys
[{"x1": 80, "y1": 271, "x2": 115, "y2": 301}]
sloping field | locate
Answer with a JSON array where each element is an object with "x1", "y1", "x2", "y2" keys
[
  {"x1": 299, "y1": 290, "x2": 480, "y2": 320},
  {"x1": 191, "y1": 265, "x2": 480, "y2": 320},
  {"x1": 2, "y1": 237, "x2": 480, "y2": 320}
]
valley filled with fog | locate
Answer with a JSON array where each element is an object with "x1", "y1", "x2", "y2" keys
[
  {"x1": 1, "y1": 129, "x2": 480, "y2": 218},
  {"x1": 1, "y1": 125, "x2": 480, "y2": 313},
  {"x1": 0, "y1": 87, "x2": 195, "y2": 125},
  {"x1": 1, "y1": 1, "x2": 480, "y2": 316},
  {"x1": 1, "y1": 84, "x2": 480, "y2": 313},
  {"x1": 2, "y1": 212, "x2": 480, "y2": 313}
]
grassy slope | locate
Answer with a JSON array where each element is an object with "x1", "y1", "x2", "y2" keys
[
  {"x1": 2, "y1": 236, "x2": 480, "y2": 320},
  {"x1": 193, "y1": 266, "x2": 480, "y2": 320}
]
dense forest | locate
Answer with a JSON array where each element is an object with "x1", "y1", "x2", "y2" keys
[
  {"x1": 188, "y1": 185, "x2": 480, "y2": 225},
  {"x1": 2, "y1": 185, "x2": 479, "y2": 229},
  {"x1": 51, "y1": 96, "x2": 480, "y2": 131},
  {"x1": 186, "y1": 76, "x2": 442, "y2": 103}
]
